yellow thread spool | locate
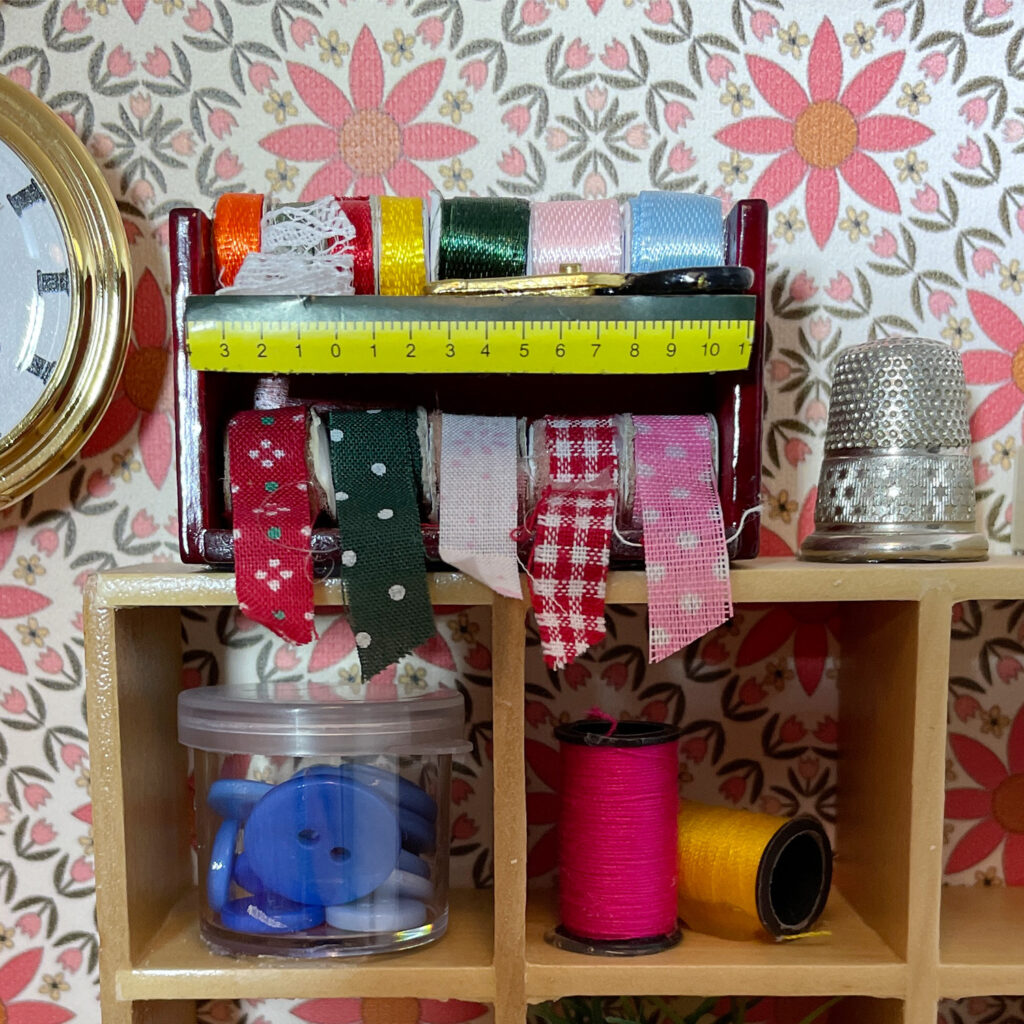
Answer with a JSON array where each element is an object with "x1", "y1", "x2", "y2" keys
[
  {"x1": 376, "y1": 196, "x2": 427, "y2": 296},
  {"x1": 676, "y1": 801, "x2": 832, "y2": 941}
]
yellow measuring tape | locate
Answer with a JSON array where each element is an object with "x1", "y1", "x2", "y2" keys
[{"x1": 185, "y1": 294, "x2": 757, "y2": 375}]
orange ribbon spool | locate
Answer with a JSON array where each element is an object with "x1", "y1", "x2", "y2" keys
[{"x1": 213, "y1": 192, "x2": 264, "y2": 287}]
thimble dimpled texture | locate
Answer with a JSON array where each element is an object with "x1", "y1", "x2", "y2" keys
[{"x1": 823, "y1": 336, "x2": 971, "y2": 451}]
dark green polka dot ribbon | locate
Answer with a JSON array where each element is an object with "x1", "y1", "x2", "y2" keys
[{"x1": 327, "y1": 409, "x2": 436, "y2": 678}]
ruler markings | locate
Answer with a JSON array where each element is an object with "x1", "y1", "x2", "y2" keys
[{"x1": 186, "y1": 318, "x2": 755, "y2": 374}]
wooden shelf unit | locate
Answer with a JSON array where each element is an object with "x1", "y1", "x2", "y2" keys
[{"x1": 84, "y1": 558, "x2": 1024, "y2": 1024}]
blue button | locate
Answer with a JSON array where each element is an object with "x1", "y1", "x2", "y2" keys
[
  {"x1": 296, "y1": 763, "x2": 437, "y2": 822},
  {"x1": 208, "y1": 779, "x2": 272, "y2": 821},
  {"x1": 398, "y1": 849, "x2": 430, "y2": 879},
  {"x1": 233, "y1": 850, "x2": 263, "y2": 895},
  {"x1": 244, "y1": 774, "x2": 400, "y2": 906},
  {"x1": 337, "y1": 764, "x2": 438, "y2": 823},
  {"x1": 207, "y1": 819, "x2": 238, "y2": 913},
  {"x1": 400, "y1": 808, "x2": 436, "y2": 855},
  {"x1": 374, "y1": 868, "x2": 434, "y2": 902},
  {"x1": 221, "y1": 894, "x2": 325, "y2": 934},
  {"x1": 325, "y1": 897, "x2": 427, "y2": 933}
]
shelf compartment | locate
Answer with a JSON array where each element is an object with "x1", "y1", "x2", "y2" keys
[
  {"x1": 119, "y1": 888, "x2": 495, "y2": 1002},
  {"x1": 939, "y1": 886, "x2": 1024, "y2": 996},
  {"x1": 523, "y1": 888, "x2": 905, "y2": 999}
]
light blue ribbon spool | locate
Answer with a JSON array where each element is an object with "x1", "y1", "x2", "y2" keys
[{"x1": 627, "y1": 192, "x2": 724, "y2": 273}]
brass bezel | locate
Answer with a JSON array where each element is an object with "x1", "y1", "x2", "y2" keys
[{"x1": 0, "y1": 77, "x2": 131, "y2": 507}]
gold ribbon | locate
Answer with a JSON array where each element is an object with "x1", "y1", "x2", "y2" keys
[{"x1": 376, "y1": 196, "x2": 426, "y2": 296}]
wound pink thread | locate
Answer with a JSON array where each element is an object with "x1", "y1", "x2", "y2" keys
[
  {"x1": 529, "y1": 198, "x2": 623, "y2": 275},
  {"x1": 558, "y1": 727, "x2": 679, "y2": 941}
]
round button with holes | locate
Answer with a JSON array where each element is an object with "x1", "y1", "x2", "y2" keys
[{"x1": 243, "y1": 773, "x2": 400, "y2": 906}]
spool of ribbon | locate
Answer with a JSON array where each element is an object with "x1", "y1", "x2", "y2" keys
[
  {"x1": 336, "y1": 197, "x2": 375, "y2": 294},
  {"x1": 626, "y1": 191, "x2": 724, "y2": 273},
  {"x1": 529, "y1": 198, "x2": 623, "y2": 275},
  {"x1": 375, "y1": 196, "x2": 427, "y2": 296},
  {"x1": 223, "y1": 197, "x2": 355, "y2": 296},
  {"x1": 326, "y1": 409, "x2": 436, "y2": 678},
  {"x1": 227, "y1": 407, "x2": 317, "y2": 645},
  {"x1": 438, "y1": 413, "x2": 520, "y2": 598},
  {"x1": 551, "y1": 717, "x2": 682, "y2": 955},
  {"x1": 633, "y1": 415, "x2": 732, "y2": 662},
  {"x1": 527, "y1": 416, "x2": 618, "y2": 670},
  {"x1": 676, "y1": 802, "x2": 832, "y2": 941},
  {"x1": 437, "y1": 197, "x2": 531, "y2": 280},
  {"x1": 213, "y1": 192, "x2": 264, "y2": 287}
]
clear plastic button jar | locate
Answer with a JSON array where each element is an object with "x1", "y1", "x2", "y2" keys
[{"x1": 178, "y1": 686, "x2": 471, "y2": 958}]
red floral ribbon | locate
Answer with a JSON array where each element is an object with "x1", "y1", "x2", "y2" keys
[
  {"x1": 528, "y1": 416, "x2": 618, "y2": 670},
  {"x1": 227, "y1": 407, "x2": 317, "y2": 645}
]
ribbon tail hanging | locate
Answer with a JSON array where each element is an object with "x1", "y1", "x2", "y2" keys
[
  {"x1": 528, "y1": 416, "x2": 618, "y2": 670},
  {"x1": 633, "y1": 414, "x2": 732, "y2": 662},
  {"x1": 227, "y1": 407, "x2": 317, "y2": 645},
  {"x1": 438, "y1": 413, "x2": 521, "y2": 599},
  {"x1": 327, "y1": 408, "x2": 436, "y2": 679}
]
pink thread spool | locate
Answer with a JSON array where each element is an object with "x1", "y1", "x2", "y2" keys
[{"x1": 551, "y1": 718, "x2": 682, "y2": 956}]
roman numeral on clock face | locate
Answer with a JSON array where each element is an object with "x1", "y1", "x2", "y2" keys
[
  {"x1": 7, "y1": 179, "x2": 44, "y2": 216},
  {"x1": 36, "y1": 269, "x2": 69, "y2": 294},
  {"x1": 27, "y1": 355, "x2": 55, "y2": 384}
]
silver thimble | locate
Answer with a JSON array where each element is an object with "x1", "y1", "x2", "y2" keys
[{"x1": 800, "y1": 336, "x2": 988, "y2": 562}]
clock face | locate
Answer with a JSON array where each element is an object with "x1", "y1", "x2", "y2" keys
[{"x1": 0, "y1": 139, "x2": 73, "y2": 440}]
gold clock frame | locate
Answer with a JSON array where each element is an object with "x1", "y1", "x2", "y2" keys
[{"x1": 0, "y1": 76, "x2": 132, "y2": 507}]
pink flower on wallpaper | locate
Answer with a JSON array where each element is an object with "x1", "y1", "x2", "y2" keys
[
  {"x1": 261, "y1": 26, "x2": 476, "y2": 199},
  {"x1": 714, "y1": 18, "x2": 932, "y2": 247},
  {"x1": 292, "y1": 997, "x2": 488, "y2": 1024},
  {"x1": 81, "y1": 268, "x2": 173, "y2": 488},
  {"x1": 0, "y1": 532, "x2": 51, "y2": 676},
  {"x1": 735, "y1": 601, "x2": 840, "y2": 696},
  {"x1": 0, "y1": 947, "x2": 74, "y2": 1024},
  {"x1": 959, "y1": 291, "x2": 1024, "y2": 443},
  {"x1": 946, "y1": 702, "x2": 1024, "y2": 882}
]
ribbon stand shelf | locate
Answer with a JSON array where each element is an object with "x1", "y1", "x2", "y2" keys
[
  {"x1": 169, "y1": 198, "x2": 768, "y2": 569},
  {"x1": 84, "y1": 559, "x2": 1024, "y2": 1024}
]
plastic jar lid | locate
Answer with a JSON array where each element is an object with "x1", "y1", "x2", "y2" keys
[{"x1": 178, "y1": 686, "x2": 472, "y2": 757}]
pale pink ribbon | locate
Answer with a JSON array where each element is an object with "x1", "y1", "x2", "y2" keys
[
  {"x1": 529, "y1": 199, "x2": 623, "y2": 275},
  {"x1": 439, "y1": 413, "x2": 520, "y2": 598},
  {"x1": 633, "y1": 415, "x2": 732, "y2": 662}
]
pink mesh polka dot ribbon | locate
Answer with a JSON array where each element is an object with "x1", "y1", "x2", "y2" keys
[
  {"x1": 633, "y1": 415, "x2": 731, "y2": 662},
  {"x1": 227, "y1": 407, "x2": 317, "y2": 645},
  {"x1": 528, "y1": 416, "x2": 618, "y2": 670},
  {"x1": 439, "y1": 413, "x2": 520, "y2": 598}
]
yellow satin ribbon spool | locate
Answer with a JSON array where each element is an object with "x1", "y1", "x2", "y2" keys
[
  {"x1": 676, "y1": 801, "x2": 832, "y2": 941},
  {"x1": 376, "y1": 196, "x2": 427, "y2": 296}
]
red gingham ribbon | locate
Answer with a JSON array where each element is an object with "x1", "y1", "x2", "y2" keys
[
  {"x1": 228, "y1": 407, "x2": 317, "y2": 645},
  {"x1": 528, "y1": 416, "x2": 618, "y2": 670}
]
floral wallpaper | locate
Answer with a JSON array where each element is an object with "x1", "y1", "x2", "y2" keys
[{"x1": 0, "y1": 1, "x2": 1021, "y2": 1023}]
